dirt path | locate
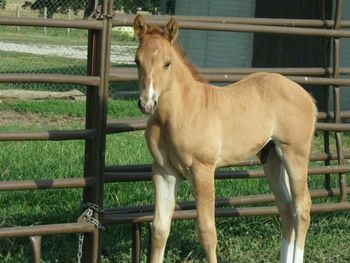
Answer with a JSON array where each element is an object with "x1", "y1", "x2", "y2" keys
[{"x1": 0, "y1": 110, "x2": 84, "y2": 127}]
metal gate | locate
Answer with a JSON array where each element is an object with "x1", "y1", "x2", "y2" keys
[{"x1": 0, "y1": 0, "x2": 349, "y2": 262}]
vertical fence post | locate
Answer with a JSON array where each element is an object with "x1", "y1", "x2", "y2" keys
[
  {"x1": 29, "y1": 236, "x2": 42, "y2": 263},
  {"x1": 132, "y1": 223, "x2": 142, "y2": 263},
  {"x1": 82, "y1": 0, "x2": 113, "y2": 262},
  {"x1": 43, "y1": 7, "x2": 47, "y2": 35},
  {"x1": 332, "y1": 0, "x2": 347, "y2": 202},
  {"x1": 16, "y1": 6, "x2": 20, "y2": 32},
  {"x1": 67, "y1": 9, "x2": 71, "y2": 35},
  {"x1": 320, "y1": 0, "x2": 331, "y2": 190}
]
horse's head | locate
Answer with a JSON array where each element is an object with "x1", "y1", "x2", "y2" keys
[{"x1": 133, "y1": 15, "x2": 179, "y2": 114}]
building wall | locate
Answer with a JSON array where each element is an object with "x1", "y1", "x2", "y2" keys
[
  {"x1": 327, "y1": 1, "x2": 350, "y2": 112},
  {"x1": 175, "y1": 0, "x2": 349, "y2": 111},
  {"x1": 175, "y1": 0, "x2": 255, "y2": 68},
  {"x1": 338, "y1": 1, "x2": 350, "y2": 111}
]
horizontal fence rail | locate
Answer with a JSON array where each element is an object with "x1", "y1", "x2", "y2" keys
[
  {"x1": 0, "y1": 16, "x2": 103, "y2": 30},
  {"x1": 103, "y1": 165, "x2": 350, "y2": 182},
  {"x1": 113, "y1": 14, "x2": 350, "y2": 29},
  {"x1": 0, "y1": 129, "x2": 96, "y2": 141},
  {"x1": 0, "y1": 223, "x2": 96, "y2": 238},
  {"x1": 0, "y1": 177, "x2": 96, "y2": 191},
  {"x1": 0, "y1": 74, "x2": 101, "y2": 87},
  {"x1": 106, "y1": 118, "x2": 350, "y2": 134},
  {"x1": 103, "y1": 202, "x2": 350, "y2": 225},
  {"x1": 109, "y1": 67, "x2": 350, "y2": 85},
  {"x1": 113, "y1": 14, "x2": 350, "y2": 37},
  {"x1": 106, "y1": 187, "x2": 350, "y2": 214}
]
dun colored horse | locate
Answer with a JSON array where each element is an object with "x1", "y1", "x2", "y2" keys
[{"x1": 133, "y1": 15, "x2": 317, "y2": 263}]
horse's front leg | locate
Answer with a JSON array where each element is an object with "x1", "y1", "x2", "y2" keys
[
  {"x1": 150, "y1": 163, "x2": 182, "y2": 263},
  {"x1": 191, "y1": 163, "x2": 217, "y2": 263}
]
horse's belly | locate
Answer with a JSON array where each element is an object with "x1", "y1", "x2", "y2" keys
[{"x1": 216, "y1": 129, "x2": 272, "y2": 167}]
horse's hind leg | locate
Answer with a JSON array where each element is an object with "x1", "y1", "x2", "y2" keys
[
  {"x1": 262, "y1": 148, "x2": 295, "y2": 263},
  {"x1": 277, "y1": 143, "x2": 312, "y2": 263}
]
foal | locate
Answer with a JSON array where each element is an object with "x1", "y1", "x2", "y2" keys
[{"x1": 133, "y1": 15, "x2": 317, "y2": 263}]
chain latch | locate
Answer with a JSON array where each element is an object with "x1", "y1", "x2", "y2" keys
[{"x1": 76, "y1": 202, "x2": 105, "y2": 263}]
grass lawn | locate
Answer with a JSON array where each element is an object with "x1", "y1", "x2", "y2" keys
[
  {"x1": 0, "y1": 51, "x2": 138, "y2": 93},
  {"x1": 0, "y1": 99, "x2": 349, "y2": 262}
]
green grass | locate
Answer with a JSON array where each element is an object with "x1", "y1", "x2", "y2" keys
[
  {"x1": 0, "y1": 51, "x2": 86, "y2": 93},
  {"x1": 0, "y1": 50, "x2": 138, "y2": 93},
  {"x1": 0, "y1": 99, "x2": 142, "y2": 119},
  {"x1": 0, "y1": 51, "x2": 86, "y2": 74},
  {"x1": 0, "y1": 27, "x2": 90, "y2": 46},
  {"x1": 0, "y1": 100, "x2": 349, "y2": 262}
]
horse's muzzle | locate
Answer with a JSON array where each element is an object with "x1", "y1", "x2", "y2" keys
[{"x1": 138, "y1": 98, "x2": 157, "y2": 114}]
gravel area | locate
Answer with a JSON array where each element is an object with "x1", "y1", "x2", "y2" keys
[{"x1": 0, "y1": 41, "x2": 137, "y2": 64}]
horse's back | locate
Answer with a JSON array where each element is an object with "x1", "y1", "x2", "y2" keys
[
  {"x1": 240, "y1": 72, "x2": 317, "y2": 153},
  {"x1": 230, "y1": 72, "x2": 317, "y2": 121},
  {"x1": 216, "y1": 72, "x2": 317, "y2": 166}
]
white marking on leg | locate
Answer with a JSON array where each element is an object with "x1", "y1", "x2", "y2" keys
[
  {"x1": 280, "y1": 239, "x2": 294, "y2": 263},
  {"x1": 293, "y1": 246, "x2": 304, "y2": 263}
]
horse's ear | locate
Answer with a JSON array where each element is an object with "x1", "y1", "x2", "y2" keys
[
  {"x1": 133, "y1": 14, "x2": 147, "y2": 41},
  {"x1": 165, "y1": 17, "x2": 179, "y2": 44}
]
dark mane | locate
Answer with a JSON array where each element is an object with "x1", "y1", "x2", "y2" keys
[
  {"x1": 146, "y1": 25, "x2": 165, "y2": 36},
  {"x1": 145, "y1": 25, "x2": 208, "y2": 84}
]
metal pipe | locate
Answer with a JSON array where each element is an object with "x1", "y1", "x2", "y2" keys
[
  {"x1": 0, "y1": 16, "x2": 103, "y2": 30},
  {"x1": 106, "y1": 118, "x2": 350, "y2": 134},
  {"x1": 103, "y1": 202, "x2": 350, "y2": 224},
  {"x1": 109, "y1": 68, "x2": 350, "y2": 85},
  {"x1": 0, "y1": 129, "x2": 96, "y2": 141},
  {"x1": 106, "y1": 187, "x2": 348, "y2": 215},
  {"x1": 318, "y1": 111, "x2": 350, "y2": 120},
  {"x1": 0, "y1": 74, "x2": 100, "y2": 86},
  {"x1": 103, "y1": 165, "x2": 350, "y2": 183},
  {"x1": 0, "y1": 223, "x2": 95, "y2": 238},
  {"x1": 110, "y1": 67, "x2": 350, "y2": 79},
  {"x1": 316, "y1": 122, "x2": 350, "y2": 131},
  {"x1": 333, "y1": 0, "x2": 347, "y2": 202},
  {"x1": 132, "y1": 224, "x2": 141, "y2": 263},
  {"x1": 105, "y1": 151, "x2": 350, "y2": 174},
  {"x1": 113, "y1": 14, "x2": 350, "y2": 29},
  {"x1": 105, "y1": 150, "x2": 350, "y2": 173},
  {"x1": 113, "y1": 15, "x2": 350, "y2": 37},
  {"x1": 29, "y1": 236, "x2": 42, "y2": 263},
  {"x1": 0, "y1": 177, "x2": 96, "y2": 191},
  {"x1": 82, "y1": 0, "x2": 114, "y2": 261}
]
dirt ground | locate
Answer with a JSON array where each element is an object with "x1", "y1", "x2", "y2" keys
[{"x1": 0, "y1": 110, "x2": 84, "y2": 127}]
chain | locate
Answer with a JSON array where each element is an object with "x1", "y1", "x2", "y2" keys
[
  {"x1": 77, "y1": 202, "x2": 105, "y2": 263},
  {"x1": 77, "y1": 234, "x2": 84, "y2": 263},
  {"x1": 82, "y1": 208, "x2": 105, "y2": 230},
  {"x1": 81, "y1": 202, "x2": 105, "y2": 215}
]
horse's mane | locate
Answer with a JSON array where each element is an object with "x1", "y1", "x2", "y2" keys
[{"x1": 145, "y1": 25, "x2": 208, "y2": 83}]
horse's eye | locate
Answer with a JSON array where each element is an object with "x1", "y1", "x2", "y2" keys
[
  {"x1": 134, "y1": 59, "x2": 140, "y2": 66},
  {"x1": 164, "y1": 61, "x2": 171, "y2": 69}
]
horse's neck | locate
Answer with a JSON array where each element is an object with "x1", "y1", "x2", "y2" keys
[{"x1": 155, "y1": 62, "x2": 203, "y2": 124}]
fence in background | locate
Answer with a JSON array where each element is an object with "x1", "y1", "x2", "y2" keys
[{"x1": 0, "y1": 0, "x2": 350, "y2": 262}]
